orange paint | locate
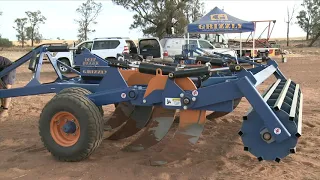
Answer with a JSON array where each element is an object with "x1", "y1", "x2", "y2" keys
[
  {"x1": 119, "y1": 69, "x2": 155, "y2": 86},
  {"x1": 143, "y1": 69, "x2": 168, "y2": 98},
  {"x1": 50, "y1": 111, "x2": 80, "y2": 147}
]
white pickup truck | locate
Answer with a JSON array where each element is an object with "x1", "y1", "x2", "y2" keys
[
  {"x1": 160, "y1": 37, "x2": 237, "y2": 57},
  {"x1": 50, "y1": 37, "x2": 166, "y2": 73}
]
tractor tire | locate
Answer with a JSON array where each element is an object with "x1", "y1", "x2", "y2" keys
[
  {"x1": 56, "y1": 87, "x2": 104, "y2": 117},
  {"x1": 58, "y1": 58, "x2": 71, "y2": 74},
  {"x1": 39, "y1": 93, "x2": 104, "y2": 162}
]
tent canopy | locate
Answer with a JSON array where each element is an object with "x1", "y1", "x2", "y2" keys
[{"x1": 187, "y1": 7, "x2": 255, "y2": 34}]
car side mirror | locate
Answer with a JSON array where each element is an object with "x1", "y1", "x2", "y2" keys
[
  {"x1": 209, "y1": 46, "x2": 214, "y2": 49},
  {"x1": 76, "y1": 46, "x2": 82, "y2": 54}
]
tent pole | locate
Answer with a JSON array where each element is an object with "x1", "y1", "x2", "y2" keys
[
  {"x1": 240, "y1": 32, "x2": 242, "y2": 57},
  {"x1": 252, "y1": 22, "x2": 256, "y2": 68}
]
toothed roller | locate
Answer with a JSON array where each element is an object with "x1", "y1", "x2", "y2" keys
[{"x1": 240, "y1": 79, "x2": 303, "y2": 161}]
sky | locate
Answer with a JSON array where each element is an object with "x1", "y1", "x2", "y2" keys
[{"x1": 0, "y1": 0, "x2": 306, "y2": 41}]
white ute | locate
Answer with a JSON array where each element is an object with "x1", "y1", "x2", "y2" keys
[
  {"x1": 160, "y1": 37, "x2": 236, "y2": 58},
  {"x1": 51, "y1": 37, "x2": 137, "y2": 73}
]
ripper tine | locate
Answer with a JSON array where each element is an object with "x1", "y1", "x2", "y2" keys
[
  {"x1": 123, "y1": 106, "x2": 176, "y2": 152},
  {"x1": 104, "y1": 102, "x2": 135, "y2": 130},
  {"x1": 149, "y1": 110, "x2": 206, "y2": 166},
  {"x1": 107, "y1": 106, "x2": 153, "y2": 140}
]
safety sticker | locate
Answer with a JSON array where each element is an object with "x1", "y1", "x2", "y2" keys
[
  {"x1": 121, "y1": 93, "x2": 126, "y2": 99},
  {"x1": 274, "y1": 128, "x2": 281, "y2": 135},
  {"x1": 165, "y1": 98, "x2": 181, "y2": 106},
  {"x1": 192, "y1": 90, "x2": 199, "y2": 96}
]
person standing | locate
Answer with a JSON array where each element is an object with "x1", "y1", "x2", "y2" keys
[{"x1": 0, "y1": 56, "x2": 16, "y2": 119}]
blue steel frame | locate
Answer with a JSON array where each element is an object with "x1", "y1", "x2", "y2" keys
[
  {"x1": 0, "y1": 44, "x2": 290, "y2": 143},
  {"x1": 0, "y1": 44, "x2": 100, "y2": 98}
]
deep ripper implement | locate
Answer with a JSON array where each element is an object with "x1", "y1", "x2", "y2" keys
[{"x1": 0, "y1": 44, "x2": 303, "y2": 165}]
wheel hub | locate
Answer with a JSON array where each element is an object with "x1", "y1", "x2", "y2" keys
[
  {"x1": 59, "y1": 65, "x2": 67, "y2": 72},
  {"x1": 63, "y1": 120, "x2": 77, "y2": 134}
]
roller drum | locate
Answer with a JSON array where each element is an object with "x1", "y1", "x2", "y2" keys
[{"x1": 240, "y1": 79, "x2": 303, "y2": 161}]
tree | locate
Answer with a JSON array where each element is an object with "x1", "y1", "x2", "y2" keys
[
  {"x1": 284, "y1": 5, "x2": 296, "y2": 47},
  {"x1": 13, "y1": 18, "x2": 28, "y2": 48},
  {"x1": 297, "y1": 7, "x2": 312, "y2": 40},
  {"x1": 297, "y1": 0, "x2": 320, "y2": 47},
  {"x1": 25, "y1": 10, "x2": 46, "y2": 47},
  {"x1": 112, "y1": 0, "x2": 204, "y2": 39},
  {"x1": 185, "y1": 0, "x2": 205, "y2": 23},
  {"x1": 26, "y1": 26, "x2": 42, "y2": 44},
  {"x1": 75, "y1": 0, "x2": 102, "y2": 42}
]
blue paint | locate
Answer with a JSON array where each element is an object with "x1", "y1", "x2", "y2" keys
[
  {"x1": 187, "y1": 7, "x2": 255, "y2": 33},
  {"x1": 63, "y1": 121, "x2": 77, "y2": 134},
  {"x1": 0, "y1": 44, "x2": 303, "y2": 161}
]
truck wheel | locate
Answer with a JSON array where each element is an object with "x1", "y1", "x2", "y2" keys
[
  {"x1": 58, "y1": 58, "x2": 71, "y2": 74},
  {"x1": 39, "y1": 93, "x2": 104, "y2": 162},
  {"x1": 56, "y1": 87, "x2": 104, "y2": 117}
]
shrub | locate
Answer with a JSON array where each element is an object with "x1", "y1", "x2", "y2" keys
[{"x1": 0, "y1": 37, "x2": 13, "y2": 47}]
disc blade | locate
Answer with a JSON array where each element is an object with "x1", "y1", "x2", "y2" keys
[
  {"x1": 104, "y1": 102, "x2": 134, "y2": 131},
  {"x1": 149, "y1": 110, "x2": 206, "y2": 166},
  {"x1": 123, "y1": 106, "x2": 176, "y2": 152},
  {"x1": 107, "y1": 106, "x2": 153, "y2": 140}
]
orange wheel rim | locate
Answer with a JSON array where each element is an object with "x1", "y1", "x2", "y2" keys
[{"x1": 50, "y1": 111, "x2": 80, "y2": 147}]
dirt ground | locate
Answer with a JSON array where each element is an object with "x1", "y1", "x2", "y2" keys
[{"x1": 0, "y1": 50, "x2": 319, "y2": 180}]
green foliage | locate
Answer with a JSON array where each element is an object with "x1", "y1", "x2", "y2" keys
[
  {"x1": 0, "y1": 36, "x2": 13, "y2": 47},
  {"x1": 25, "y1": 10, "x2": 46, "y2": 46},
  {"x1": 112, "y1": 0, "x2": 205, "y2": 39},
  {"x1": 12, "y1": 11, "x2": 46, "y2": 47},
  {"x1": 13, "y1": 18, "x2": 28, "y2": 47},
  {"x1": 296, "y1": 0, "x2": 320, "y2": 46},
  {"x1": 185, "y1": 0, "x2": 205, "y2": 23},
  {"x1": 75, "y1": 0, "x2": 102, "y2": 41}
]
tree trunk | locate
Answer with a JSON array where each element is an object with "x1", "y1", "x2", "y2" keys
[
  {"x1": 308, "y1": 31, "x2": 320, "y2": 47},
  {"x1": 286, "y1": 22, "x2": 289, "y2": 47},
  {"x1": 306, "y1": 26, "x2": 309, "y2": 40},
  {"x1": 22, "y1": 27, "x2": 24, "y2": 48},
  {"x1": 31, "y1": 27, "x2": 34, "y2": 47}
]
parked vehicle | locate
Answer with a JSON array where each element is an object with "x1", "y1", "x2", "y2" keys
[
  {"x1": 138, "y1": 37, "x2": 164, "y2": 59},
  {"x1": 160, "y1": 37, "x2": 236, "y2": 58},
  {"x1": 51, "y1": 37, "x2": 137, "y2": 73}
]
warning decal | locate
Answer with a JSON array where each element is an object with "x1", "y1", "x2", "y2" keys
[
  {"x1": 274, "y1": 128, "x2": 281, "y2": 135},
  {"x1": 165, "y1": 98, "x2": 181, "y2": 106}
]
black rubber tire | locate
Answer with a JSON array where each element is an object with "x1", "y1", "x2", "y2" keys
[
  {"x1": 39, "y1": 93, "x2": 104, "y2": 162},
  {"x1": 58, "y1": 58, "x2": 71, "y2": 74},
  {"x1": 56, "y1": 87, "x2": 104, "y2": 117}
]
